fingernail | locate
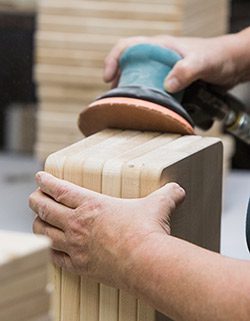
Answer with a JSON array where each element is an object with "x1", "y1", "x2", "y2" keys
[
  {"x1": 103, "y1": 68, "x2": 110, "y2": 82},
  {"x1": 35, "y1": 172, "x2": 42, "y2": 183},
  {"x1": 178, "y1": 186, "x2": 185, "y2": 194},
  {"x1": 165, "y1": 77, "x2": 180, "y2": 93},
  {"x1": 36, "y1": 171, "x2": 45, "y2": 185}
]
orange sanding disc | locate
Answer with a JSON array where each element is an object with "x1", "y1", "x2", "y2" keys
[{"x1": 78, "y1": 97, "x2": 194, "y2": 136}]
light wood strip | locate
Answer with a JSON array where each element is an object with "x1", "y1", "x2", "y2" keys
[{"x1": 38, "y1": 0, "x2": 180, "y2": 21}]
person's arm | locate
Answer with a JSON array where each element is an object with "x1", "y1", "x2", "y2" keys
[
  {"x1": 29, "y1": 172, "x2": 250, "y2": 321},
  {"x1": 103, "y1": 27, "x2": 250, "y2": 93}
]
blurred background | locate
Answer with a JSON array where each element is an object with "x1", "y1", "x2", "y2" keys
[{"x1": 0, "y1": 0, "x2": 249, "y2": 258}]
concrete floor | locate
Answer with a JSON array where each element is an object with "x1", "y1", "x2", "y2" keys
[{"x1": 0, "y1": 152, "x2": 250, "y2": 260}]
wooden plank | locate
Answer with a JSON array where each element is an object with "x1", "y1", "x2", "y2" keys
[
  {"x1": 0, "y1": 231, "x2": 50, "y2": 281},
  {"x1": 37, "y1": 15, "x2": 180, "y2": 36},
  {"x1": 103, "y1": 133, "x2": 177, "y2": 321},
  {"x1": 45, "y1": 130, "x2": 117, "y2": 321},
  {"x1": 37, "y1": 110, "x2": 78, "y2": 122},
  {"x1": 120, "y1": 135, "x2": 178, "y2": 321},
  {"x1": 37, "y1": 103, "x2": 84, "y2": 115},
  {"x1": 0, "y1": 266, "x2": 48, "y2": 307},
  {"x1": 45, "y1": 130, "x2": 222, "y2": 321},
  {"x1": 0, "y1": 0, "x2": 36, "y2": 12},
  {"x1": 59, "y1": 131, "x2": 160, "y2": 321},
  {"x1": 0, "y1": 290, "x2": 50, "y2": 321},
  {"x1": 183, "y1": 0, "x2": 227, "y2": 18},
  {"x1": 100, "y1": 132, "x2": 161, "y2": 321},
  {"x1": 35, "y1": 64, "x2": 104, "y2": 86},
  {"x1": 60, "y1": 130, "x2": 146, "y2": 321},
  {"x1": 122, "y1": 135, "x2": 222, "y2": 321},
  {"x1": 27, "y1": 314, "x2": 50, "y2": 321},
  {"x1": 38, "y1": 0, "x2": 180, "y2": 21},
  {"x1": 122, "y1": 135, "x2": 222, "y2": 250},
  {"x1": 37, "y1": 130, "x2": 82, "y2": 146},
  {"x1": 36, "y1": 47, "x2": 105, "y2": 68},
  {"x1": 182, "y1": 11, "x2": 229, "y2": 37},
  {"x1": 37, "y1": 85, "x2": 106, "y2": 104},
  {"x1": 45, "y1": 149, "x2": 63, "y2": 321},
  {"x1": 69, "y1": 131, "x2": 143, "y2": 321},
  {"x1": 0, "y1": 233, "x2": 50, "y2": 321},
  {"x1": 64, "y1": 130, "x2": 129, "y2": 321}
]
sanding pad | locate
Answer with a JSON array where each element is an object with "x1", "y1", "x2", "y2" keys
[{"x1": 78, "y1": 97, "x2": 195, "y2": 136}]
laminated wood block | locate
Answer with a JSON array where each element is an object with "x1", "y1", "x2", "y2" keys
[
  {"x1": 38, "y1": 16, "x2": 180, "y2": 36},
  {"x1": 123, "y1": 135, "x2": 222, "y2": 250},
  {"x1": 100, "y1": 133, "x2": 165, "y2": 321},
  {"x1": 38, "y1": 1, "x2": 180, "y2": 21},
  {"x1": 36, "y1": 31, "x2": 121, "y2": 51},
  {"x1": 183, "y1": 0, "x2": 227, "y2": 18},
  {"x1": 0, "y1": 290, "x2": 50, "y2": 321},
  {"x1": 37, "y1": 102, "x2": 86, "y2": 114},
  {"x1": 0, "y1": 231, "x2": 50, "y2": 281},
  {"x1": 45, "y1": 130, "x2": 117, "y2": 321},
  {"x1": 182, "y1": 11, "x2": 229, "y2": 37},
  {"x1": 0, "y1": 0, "x2": 36, "y2": 12},
  {"x1": 35, "y1": 64, "x2": 104, "y2": 86},
  {"x1": 89, "y1": 0, "x2": 181, "y2": 3},
  {"x1": 102, "y1": 133, "x2": 179, "y2": 321},
  {"x1": 27, "y1": 315, "x2": 50, "y2": 321},
  {"x1": 37, "y1": 130, "x2": 82, "y2": 146},
  {"x1": 37, "y1": 111, "x2": 79, "y2": 129},
  {"x1": 36, "y1": 48, "x2": 105, "y2": 68},
  {"x1": 36, "y1": 132, "x2": 81, "y2": 148},
  {"x1": 75, "y1": 131, "x2": 161, "y2": 321},
  {"x1": 0, "y1": 266, "x2": 48, "y2": 307},
  {"x1": 38, "y1": 85, "x2": 105, "y2": 104},
  {"x1": 0, "y1": 231, "x2": 51, "y2": 321},
  {"x1": 45, "y1": 129, "x2": 223, "y2": 321}
]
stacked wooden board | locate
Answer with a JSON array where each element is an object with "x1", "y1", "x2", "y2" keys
[
  {"x1": 35, "y1": 0, "x2": 230, "y2": 160},
  {"x1": 45, "y1": 129, "x2": 223, "y2": 321},
  {"x1": 0, "y1": 0, "x2": 36, "y2": 12},
  {"x1": 0, "y1": 231, "x2": 51, "y2": 321}
]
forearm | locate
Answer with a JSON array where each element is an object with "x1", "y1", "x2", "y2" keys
[
  {"x1": 233, "y1": 27, "x2": 250, "y2": 82},
  {"x1": 30, "y1": 173, "x2": 250, "y2": 320},
  {"x1": 121, "y1": 233, "x2": 250, "y2": 321}
]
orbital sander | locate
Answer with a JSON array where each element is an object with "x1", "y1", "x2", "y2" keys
[{"x1": 79, "y1": 44, "x2": 250, "y2": 144}]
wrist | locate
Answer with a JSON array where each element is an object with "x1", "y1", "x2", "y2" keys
[{"x1": 118, "y1": 232, "x2": 171, "y2": 297}]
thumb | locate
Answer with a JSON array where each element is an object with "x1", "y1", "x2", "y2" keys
[
  {"x1": 146, "y1": 183, "x2": 185, "y2": 234},
  {"x1": 164, "y1": 55, "x2": 202, "y2": 93},
  {"x1": 148, "y1": 182, "x2": 186, "y2": 215}
]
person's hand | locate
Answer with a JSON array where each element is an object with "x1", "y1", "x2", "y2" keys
[
  {"x1": 29, "y1": 171, "x2": 185, "y2": 288},
  {"x1": 103, "y1": 32, "x2": 248, "y2": 93}
]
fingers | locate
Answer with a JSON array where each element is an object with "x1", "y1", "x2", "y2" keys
[
  {"x1": 51, "y1": 250, "x2": 74, "y2": 271},
  {"x1": 33, "y1": 216, "x2": 67, "y2": 252},
  {"x1": 104, "y1": 55, "x2": 119, "y2": 83},
  {"x1": 164, "y1": 55, "x2": 204, "y2": 93},
  {"x1": 103, "y1": 41, "x2": 126, "y2": 82},
  {"x1": 35, "y1": 172, "x2": 89, "y2": 208},
  {"x1": 103, "y1": 36, "x2": 150, "y2": 83},
  {"x1": 29, "y1": 189, "x2": 71, "y2": 230},
  {"x1": 111, "y1": 71, "x2": 121, "y2": 89}
]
